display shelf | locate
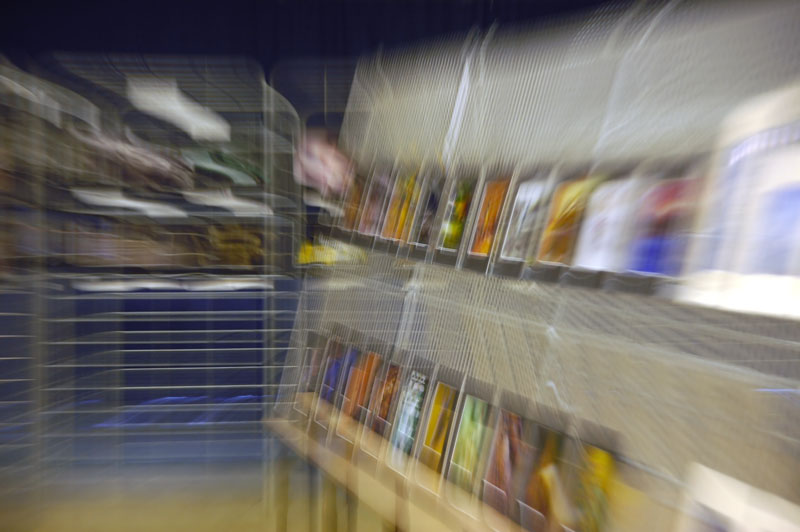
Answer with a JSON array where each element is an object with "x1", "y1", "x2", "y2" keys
[
  {"x1": 269, "y1": 402, "x2": 527, "y2": 532},
  {"x1": 0, "y1": 51, "x2": 306, "y2": 494},
  {"x1": 318, "y1": 227, "x2": 676, "y2": 301},
  {"x1": 280, "y1": 249, "x2": 800, "y2": 532},
  {"x1": 0, "y1": 281, "x2": 36, "y2": 497},
  {"x1": 273, "y1": 387, "x2": 678, "y2": 532},
  {"x1": 38, "y1": 272, "x2": 300, "y2": 474},
  {"x1": 329, "y1": 1, "x2": 800, "y2": 326}
]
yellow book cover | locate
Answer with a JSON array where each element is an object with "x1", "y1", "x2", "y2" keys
[{"x1": 419, "y1": 382, "x2": 459, "y2": 472}]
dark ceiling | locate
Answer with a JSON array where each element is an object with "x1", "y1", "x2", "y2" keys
[
  {"x1": 2, "y1": 0, "x2": 613, "y2": 73},
  {"x1": 2, "y1": 0, "x2": 615, "y2": 123}
]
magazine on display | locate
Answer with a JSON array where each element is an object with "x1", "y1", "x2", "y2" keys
[
  {"x1": 358, "y1": 362, "x2": 402, "y2": 459},
  {"x1": 335, "y1": 346, "x2": 361, "y2": 403},
  {"x1": 627, "y1": 175, "x2": 698, "y2": 277},
  {"x1": 518, "y1": 424, "x2": 568, "y2": 531},
  {"x1": 388, "y1": 370, "x2": 429, "y2": 471},
  {"x1": 438, "y1": 179, "x2": 476, "y2": 252},
  {"x1": 500, "y1": 177, "x2": 550, "y2": 263},
  {"x1": 411, "y1": 169, "x2": 446, "y2": 251},
  {"x1": 482, "y1": 409, "x2": 538, "y2": 518},
  {"x1": 311, "y1": 338, "x2": 348, "y2": 430},
  {"x1": 418, "y1": 381, "x2": 460, "y2": 473},
  {"x1": 317, "y1": 339, "x2": 346, "y2": 405},
  {"x1": 561, "y1": 439, "x2": 617, "y2": 532},
  {"x1": 518, "y1": 420, "x2": 619, "y2": 532},
  {"x1": 334, "y1": 349, "x2": 382, "y2": 444},
  {"x1": 572, "y1": 174, "x2": 654, "y2": 273},
  {"x1": 369, "y1": 363, "x2": 401, "y2": 435},
  {"x1": 469, "y1": 178, "x2": 511, "y2": 256},
  {"x1": 314, "y1": 343, "x2": 359, "y2": 433},
  {"x1": 381, "y1": 169, "x2": 421, "y2": 242},
  {"x1": 340, "y1": 350, "x2": 382, "y2": 421},
  {"x1": 537, "y1": 174, "x2": 604, "y2": 265},
  {"x1": 448, "y1": 394, "x2": 492, "y2": 493}
]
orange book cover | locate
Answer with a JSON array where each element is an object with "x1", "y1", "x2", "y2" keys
[{"x1": 471, "y1": 178, "x2": 511, "y2": 255}]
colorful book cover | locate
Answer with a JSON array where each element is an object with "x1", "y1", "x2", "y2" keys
[
  {"x1": 439, "y1": 180, "x2": 476, "y2": 250},
  {"x1": 415, "y1": 172, "x2": 445, "y2": 246},
  {"x1": 418, "y1": 382, "x2": 459, "y2": 472},
  {"x1": 519, "y1": 426, "x2": 567, "y2": 530},
  {"x1": 318, "y1": 341, "x2": 346, "y2": 404},
  {"x1": 370, "y1": 363, "x2": 401, "y2": 436},
  {"x1": 358, "y1": 172, "x2": 393, "y2": 235},
  {"x1": 389, "y1": 370, "x2": 428, "y2": 460},
  {"x1": 501, "y1": 180, "x2": 548, "y2": 261},
  {"x1": 627, "y1": 177, "x2": 696, "y2": 276},
  {"x1": 537, "y1": 176, "x2": 603, "y2": 265},
  {"x1": 569, "y1": 444, "x2": 616, "y2": 532},
  {"x1": 449, "y1": 395, "x2": 491, "y2": 492},
  {"x1": 483, "y1": 410, "x2": 535, "y2": 516},
  {"x1": 572, "y1": 176, "x2": 652, "y2": 272},
  {"x1": 399, "y1": 173, "x2": 424, "y2": 242},
  {"x1": 382, "y1": 171, "x2": 421, "y2": 241},
  {"x1": 341, "y1": 351, "x2": 382, "y2": 420},
  {"x1": 471, "y1": 179, "x2": 511, "y2": 256}
]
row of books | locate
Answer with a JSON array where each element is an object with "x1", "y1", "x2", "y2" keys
[
  {"x1": 291, "y1": 328, "x2": 619, "y2": 532},
  {"x1": 332, "y1": 159, "x2": 700, "y2": 282},
  {"x1": 332, "y1": 123, "x2": 800, "y2": 318}
]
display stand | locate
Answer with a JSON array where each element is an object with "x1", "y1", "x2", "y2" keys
[{"x1": 276, "y1": 5, "x2": 800, "y2": 530}]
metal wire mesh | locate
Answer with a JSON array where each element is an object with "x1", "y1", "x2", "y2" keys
[
  {"x1": 318, "y1": 2, "x2": 800, "y2": 513},
  {"x1": 0, "y1": 54, "x2": 304, "y2": 501},
  {"x1": 39, "y1": 275, "x2": 298, "y2": 485},
  {"x1": 287, "y1": 255, "x2": 799, "y2": 516},
  {"x1": 0, "y1": 279, "x2": 36, "y2": 498}
]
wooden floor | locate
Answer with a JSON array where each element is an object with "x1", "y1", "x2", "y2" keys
[{"x1": 0, "y1": 460, "x2": 386, "y2": 532}]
